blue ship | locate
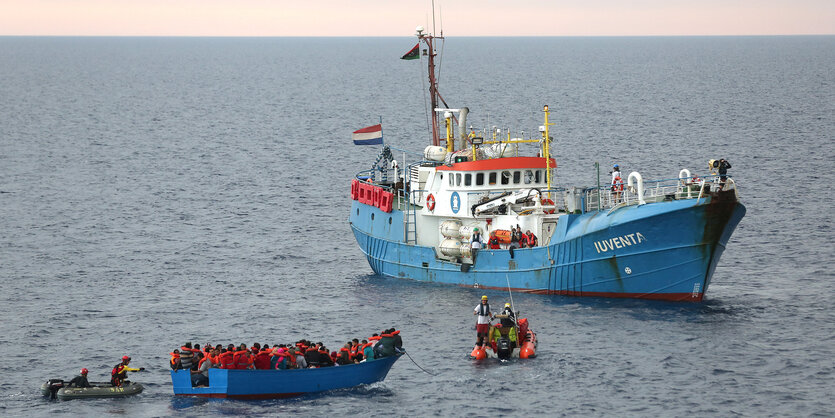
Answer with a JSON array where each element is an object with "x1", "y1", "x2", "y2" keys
[
  {"x1": 348, "y1": 27, "x2": 745, "y2": 302},
  {"x1": 170, "y1": 355, "x2": 400, "y2": 399}
]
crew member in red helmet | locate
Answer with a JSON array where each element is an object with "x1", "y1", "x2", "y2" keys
[
  {"x1": 111, "y1": 356, "x2": 144, "y2": 387},
  {"x1": 68, "y1": 368, "x2": 91, "y2": 388}
]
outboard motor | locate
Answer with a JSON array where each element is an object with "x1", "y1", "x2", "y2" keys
[
  {"x1": 45, "y1": 379, "x2": 64, "y2": 399},
  {"x1": 496, "y1": 337, "x2": 513, "y2": 360}
]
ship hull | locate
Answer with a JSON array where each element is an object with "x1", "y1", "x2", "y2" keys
[{"x1": 350, "y1": 191, "x2": 745, "y2": 302}]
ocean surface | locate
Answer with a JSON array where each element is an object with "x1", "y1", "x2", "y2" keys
[{"x1": 0, "y1": 36, "x2": 833, "y2": 416}]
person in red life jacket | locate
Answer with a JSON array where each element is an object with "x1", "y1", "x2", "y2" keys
[
  {"x1": 253, "y1": 346, "x2": 272, "y2": 370},
  {"x1": 232, "y1": 344, "x2": 254, "y2": 370},
  {"x1": 337, "y1": 343, "x2": 353, "y2": 365},
  {"x1": 611, "y1": 164, "x2": 624, "y2": 202},
  {"x1": 525, "y1": 230, "x2": 537, "y2": 247},
  {"x1": 218, "y1": 345, "x2": 235, "y2": 369},
  {"x1": 488, "y1": 232, "x2": 501, "y2": 249},
  {"x1": 516, "y1": 224, "x2": 527, "y2": 248},
  {"x1": 111, "y1": 356, "x2": 144, "y2": 387},
  {"x1": 169, "y1": 349, "x2": 181, "y2": 370}
]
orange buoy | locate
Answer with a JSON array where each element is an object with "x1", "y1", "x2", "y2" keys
[{"x1": 470, "y1": 345, "x2": 487, "y2": 360}]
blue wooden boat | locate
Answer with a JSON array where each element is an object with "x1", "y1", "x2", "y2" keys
[{"x1": 170, "y1": 355, "x2": 400, "y2": 399}]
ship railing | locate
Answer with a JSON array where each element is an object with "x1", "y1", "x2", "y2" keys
[{"x1": 584, "y1": 173, "x2": 736, "y2": 212}]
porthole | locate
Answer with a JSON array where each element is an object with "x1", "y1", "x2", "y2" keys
[
  {"x1": 371, "y1": 213, "x2": 375, "y2": 220},
  {"x1": 356, "y1": 208, "x2": 359, "y2": 215},
  {"x1": 388, "y1": 217, "x2": 392, "y2": 224}
]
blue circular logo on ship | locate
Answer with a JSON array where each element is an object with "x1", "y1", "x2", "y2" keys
[{"x1": 450, "y1": 191, "x2": 460, "y2": 214}]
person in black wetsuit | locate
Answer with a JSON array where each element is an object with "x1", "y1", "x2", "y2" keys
[
  {"x1": 68, "y1": 368, "x2": 91, "y2": 388},
  {"x1": 718, "y1": 159, "x2": 731, "y2": 190}
]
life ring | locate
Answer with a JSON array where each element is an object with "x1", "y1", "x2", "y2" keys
[
  {"x1": 612, "y1": 176, "x2": 624, "y2": 192},
  {"x1": 540, "y1": 198, "x2": 555, "y2": 214},
  {"x1": 426, "y1": 194, "x2": 436, "y2": 212}
]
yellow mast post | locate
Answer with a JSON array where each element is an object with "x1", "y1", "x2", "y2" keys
[
  {"x1": 445, "y1": 112, "x2": 454, "y2": 154},
  {"x1": 542, "y1": 105, "x2": 554, "y2": 198}
]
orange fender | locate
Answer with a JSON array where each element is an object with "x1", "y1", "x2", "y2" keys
[{"x1": 470, "y1": 345, "x2": 487, "y2": 360}]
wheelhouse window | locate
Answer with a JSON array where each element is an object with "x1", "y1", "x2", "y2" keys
[
  {"x1": 456, "y1": 173, "x2": 462, "y2": 186},
  {"x1": 513, "y1": 171, "x2": 521, "y2": 184},
  {"x1": 524, "y1": 170, "x2": 533, "y2": 184},
  {"x1": 501, "y1": 171, "x2": 511, "y2": 185},
  {"x1": 476, "y1": 173, "x2": 484, "y2": 186},
  {"x1": 464, "y1": 173, "x2": 472, "y2": 186},
  {"x1": 488, "y1": 172, "x2": 497, "y2": 185},
  {"x1": 448, "y1": 173, "x2": 453, "y2": 187},
  {"x1": 535, "y1": 170, "x2": 542, "y2": 184}
]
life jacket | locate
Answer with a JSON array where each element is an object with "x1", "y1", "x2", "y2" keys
[
  {"x1": 526, "y1": 232, "x2": 537, "y2": 247},
  {"x1": 218, "y1": 351, "x2": 235, "y2": 369},
  {"x1": 169, "y1": 352, "x2": 180, "y2": 369},
  {"x1": 488, "y1": 236, "x2": 501, "y2": 249},
  {"x1": 254, "y1": 351, "x2": 272, "y2": 369},
  {"x1": 233, "y1": 350, "x2": 253, "y2": 369},
  {"x1": 476, "y1": 303, "x2": 491, "y2": 317},
  {"x1": 111, "y1": 363, "x2": 125, "y2": 377},
  {"x1": 518, "y1": 232, "x2": 527, "y2": 248}
]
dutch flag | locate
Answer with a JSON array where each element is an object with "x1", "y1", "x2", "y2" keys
[{"x1": 352, "y1": 124, "x2": 383, "y2": 146}]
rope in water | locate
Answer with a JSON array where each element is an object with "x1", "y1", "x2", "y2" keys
[{"x1": 403, "y1": 350, "x2": 438, "y2": 376}]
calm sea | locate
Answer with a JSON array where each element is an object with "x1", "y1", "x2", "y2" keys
[{"x1": 0, "y1": 36, "x2": 833, "y2": 416}]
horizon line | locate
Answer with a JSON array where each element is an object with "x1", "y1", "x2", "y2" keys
[{"x1": 1, "y1": 33, "x2": 833, "y2": 38}]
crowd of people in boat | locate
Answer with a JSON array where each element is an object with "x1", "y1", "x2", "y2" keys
[{"x1": 169, "y1": 329, "x2": 403, "y2": 387}]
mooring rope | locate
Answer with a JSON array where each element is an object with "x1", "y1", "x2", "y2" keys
[{"x1": 403, "y1": 350, "x2": 438, "y2": 376}]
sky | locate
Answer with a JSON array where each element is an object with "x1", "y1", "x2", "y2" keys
[{"x1": 0, "y1": 0, "x2": 833, "y2": 36}]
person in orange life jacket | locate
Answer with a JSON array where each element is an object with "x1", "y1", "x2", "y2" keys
[
  {"x1": 169, "y1": 349, "x2": 181, "y2": 370},
  {"x1": 318, "y1": 346, "x2": 334, "y2": 367},
  {"x1": 68, "y1": 368, "x2": 91, "y2": 388},
  {"x1": 219, "y1": 344, "x2": 235, "y2": 369},
  {"x1": 337, "y1": 342, "x2": 353, "y2": 365},
  {"x1": 474, "y1": 295, "x2": 494, "y2": 347},
  {"x1": 366, "y1": 335, "x2": 380, "y2": 361},
  {"x1": 254, "y1": 345, "x2": 272, "y2": 370},
  {"x1": 192, "y1": 347, "x2": 217, "y2": 387},
  {"x1": 232, "y1": 343, "x2": 254, "y2": 370},
  {"x1": 350, "y1": 339, "x2": 363, "y2": 362},
  {"x1": 284, "y1": 347, "x2": 299, "y2": 369},
  {"x1": 179, "y1": 342, "x2": 200, "y2": 371},
  {"x1": 304, "y1": 345, "x2": 321, "y2": 367},
  {"x1": 360, "y1": 339, "x2": 374, "y2": 362},
  {"x1": 526, "y1": 230, "x2": 537, "y2": 247},
  {"x1": 488, "y1": 232, "x2": 501, "y2": 249},
  {"x1": 111, "y1": 356, "x2": 143, "y2": 387}
]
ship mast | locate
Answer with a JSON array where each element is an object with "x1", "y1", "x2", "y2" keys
[{"x1": 416, "y1": 26, "x2": 443, "y2": 146}]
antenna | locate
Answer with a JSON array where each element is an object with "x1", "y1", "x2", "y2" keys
[
  {"x1": 431, "y1": 0, "x2": 436, "y2": 36},
  {"x1": 439, "y1": 3, "x2": 443, "y2": 36}
]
